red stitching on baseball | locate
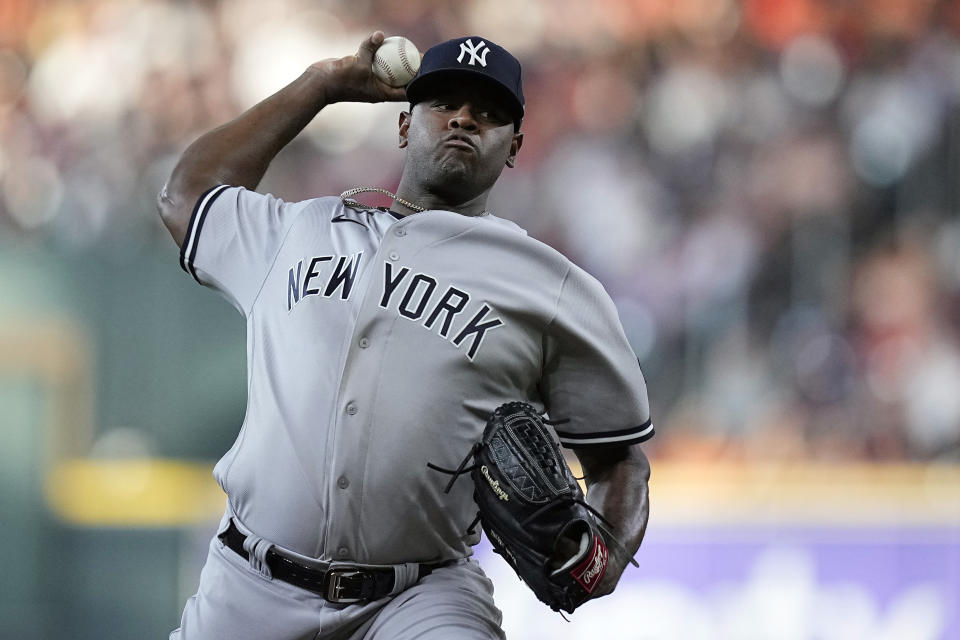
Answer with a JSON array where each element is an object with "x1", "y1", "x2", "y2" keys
[
  {"x1": 375, "y1": 54, "x2": 398, "y2": 85},
  {"x1": 398, "y1": 41, "x2": 416, "y2": 77}
]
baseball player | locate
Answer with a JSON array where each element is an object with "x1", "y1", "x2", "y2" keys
[{"x1": 159, "y1": 32, "x2": 653, "y2": 640}]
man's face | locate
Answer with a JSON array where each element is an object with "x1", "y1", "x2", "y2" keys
[{"x1": 399, "y1": 83, "x2": 523, "y2": 202}]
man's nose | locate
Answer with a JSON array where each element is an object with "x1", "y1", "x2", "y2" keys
[{"x1": 448, "y1": 105, "x2": 478, "y2": 129}]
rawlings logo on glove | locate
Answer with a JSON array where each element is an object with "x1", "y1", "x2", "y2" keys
[
  {"x1": 429, "y1": 401, "x2": 634, "y2": 614},
  {"x1": 572, "y1": 535, "x2": 607, "y2": 591},
  {"x1": 480, "y1": 465, "x2": 510, "y2": 501}
]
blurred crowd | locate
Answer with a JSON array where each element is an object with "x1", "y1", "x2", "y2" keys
[{"x1": 2, "y1": 0, "x2": 960, "y2": 462}]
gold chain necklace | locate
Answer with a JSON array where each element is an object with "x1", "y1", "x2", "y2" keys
[
  {"x1": 340, "y1": 187, "x2": 425, "y2": 213},
  {"x1": 338, "y1": 187, "x2": 488, "y2": 217}
]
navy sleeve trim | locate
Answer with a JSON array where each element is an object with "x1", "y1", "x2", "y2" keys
[
  {"x1": 556, "y1": 418, "x2": 654, "y2": 448},
  {"x1": 179, "y1": 184, "x2": 231, "y2": 284}
]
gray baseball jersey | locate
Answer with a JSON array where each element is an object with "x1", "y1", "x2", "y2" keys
[{"x1": 180, "y1": 184, "x2": 653, "y2": 565}]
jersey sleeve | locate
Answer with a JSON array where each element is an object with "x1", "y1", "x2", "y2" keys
[
  {"x1": 540, "y1": 264, "x2": 654, "y2": 448},
  {"x1": 179, "y1": 185, "x2": 303, "y2": 315}
]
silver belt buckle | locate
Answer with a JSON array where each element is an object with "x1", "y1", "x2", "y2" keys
[{"x1": 325, "y1": 567, "x2": 364, "y2": 603}]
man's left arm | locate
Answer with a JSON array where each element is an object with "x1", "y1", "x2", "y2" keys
[{"x1": 573, "y1": 442, "x2": 651, "y2": 597}]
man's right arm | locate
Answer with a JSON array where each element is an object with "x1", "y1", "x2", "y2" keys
[{"x1": 157, "y1": 31, "x2": 407, "y2": 246}]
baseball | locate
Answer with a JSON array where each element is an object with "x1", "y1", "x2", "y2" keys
[{"x1": 372, "y1": 36, "x2": 421, "y2": 87}]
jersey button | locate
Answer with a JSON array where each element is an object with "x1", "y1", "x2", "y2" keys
[
  {"x1": 346, "y1": 402, "x2": 358, "y2": 415},
  {"x1": 337, "y1": 547, "x2": 349, "y2": 558},
  {"x1": 395, "y1": 228, "x2": 407, "y2": 237},
  {"x1": 337, "y1": 475, "x2": 350, "y2": 489},
  {"x1": 388, "y1": 251, "x2": 399, "y2": 261},
  {"x1": 358, "y1": 337, "x2": 370, "y2": 349}
]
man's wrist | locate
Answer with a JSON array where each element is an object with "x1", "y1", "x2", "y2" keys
[{"x1": 302, "y1": 63, "x2": 338, "y2": 108}]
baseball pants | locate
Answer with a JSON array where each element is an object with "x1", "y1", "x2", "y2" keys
[{"x1": 170, "y1": 515, "x2": 505, "y2": 640}]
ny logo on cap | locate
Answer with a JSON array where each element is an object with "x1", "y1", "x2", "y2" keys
[{"x1": 457, "y1": 39, "x2": 490, "y2": 67}]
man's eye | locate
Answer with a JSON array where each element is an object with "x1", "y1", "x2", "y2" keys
[{"x1": 480, "y1": 110, "x2": 508, "y2": 124}]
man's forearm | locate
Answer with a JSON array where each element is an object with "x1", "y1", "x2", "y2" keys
[
  {"x1": 576, "y1": 444, "x2": 651, "y2": 596},
  {"x1": 167, "y1": 69, "x2": 329, "y2": 201},
  {"x1": 589, "y1": 452, "x2": 650, "y2": 550},
  {"x1": 157, "y1": 68, "x2": 330, "y2": 245},
  {"x1": 157, "y1": 31, "x2": 407, "y2": 246}
]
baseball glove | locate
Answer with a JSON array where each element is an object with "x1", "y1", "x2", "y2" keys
[{"x1": 429, "y1": 401, "x2": 629, "y2": 614}]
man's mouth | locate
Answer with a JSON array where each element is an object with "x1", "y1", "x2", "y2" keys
[{"x1": 442, "y1": 134, "x2": 477, "y2": 151}]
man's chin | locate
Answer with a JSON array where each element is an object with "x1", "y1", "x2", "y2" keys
[
  {"x1": 425, "y1": 160, "x2": 498, "y2": 202},
  {"x1": 432, "y1": 161, "x2": 473, "y2": 187}
]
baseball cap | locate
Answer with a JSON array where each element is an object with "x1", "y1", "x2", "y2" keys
[{"x1": 406, "y1": 36, "x2": 525, "y2": 126}]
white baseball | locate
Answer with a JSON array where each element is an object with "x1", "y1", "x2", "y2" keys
[{"x1": 371, "y1": 36, "x2": 421, "y2": 88}]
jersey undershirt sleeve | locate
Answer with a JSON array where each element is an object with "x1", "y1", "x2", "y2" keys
[
  {"x1": 540, "y1": 263, "x2": 654, "y2": 448},
  {"x1": 178, "y1": 185, "x2": 305, "y2": 315}
]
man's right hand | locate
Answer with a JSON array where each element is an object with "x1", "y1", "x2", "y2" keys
[{"x1": 311, "y1": 31, "x2": 410, "y2": 105}]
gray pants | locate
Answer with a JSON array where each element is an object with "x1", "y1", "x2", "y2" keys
[{"x1": 170, "y1": 518, "x2": 505, "y2": 640}]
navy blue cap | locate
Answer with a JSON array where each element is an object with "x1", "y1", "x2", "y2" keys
[{"x1": 406, "y1": 36, "x2": 524, "y2": 125}]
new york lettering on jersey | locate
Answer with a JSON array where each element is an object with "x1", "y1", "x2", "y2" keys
[
  {"x1": 284, "y1": 248, "x2": 505, "y2": 361},
  {"x1": 287, "y1": 251, "x2": 364, "y2": 311},
  {"x1": 378, "y1": 262, "x2": 503, "y2": 360}
]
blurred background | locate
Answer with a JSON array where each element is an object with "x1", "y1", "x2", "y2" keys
[{"x1": 1, "y1": 0, "x2": 959, "y2": 638}]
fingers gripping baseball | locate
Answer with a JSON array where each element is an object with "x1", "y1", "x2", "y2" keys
[
  {"x1": 312, "y1": 31, "x2": 408, "y2": 104},
  {"x1": 355, "y1": 31, "x2": 383, "y2": 67}
]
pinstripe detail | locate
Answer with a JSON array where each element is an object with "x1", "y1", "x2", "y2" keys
[
  {"x1": 179, "y1": 184, "x2": 231, "y2": 283},
  {"x1": 556, "y1": 418, "x2": 654, "y2": 447}
]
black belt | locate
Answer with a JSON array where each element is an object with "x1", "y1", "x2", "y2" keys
[{"x1": 219, "y1": 520, "x2": 445, "y2": 603}]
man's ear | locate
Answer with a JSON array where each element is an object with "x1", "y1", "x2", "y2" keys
[
  {"x1": 398, "y1": 111, "x2": 411, "y2": 149},
  {"x1": 505, "y1": 131, "x2": 524, "y2": 168}
]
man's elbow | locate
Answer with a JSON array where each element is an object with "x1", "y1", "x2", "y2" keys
[
  {"x1": 575, "y1": 442, "x2": 650, "y2": 485},
  {"x1": 156, "y1": 182, "x2": 188, "y2": 247},
  {"x1": 633, "y1": 444, "x2": 651, "y2": 480}
]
